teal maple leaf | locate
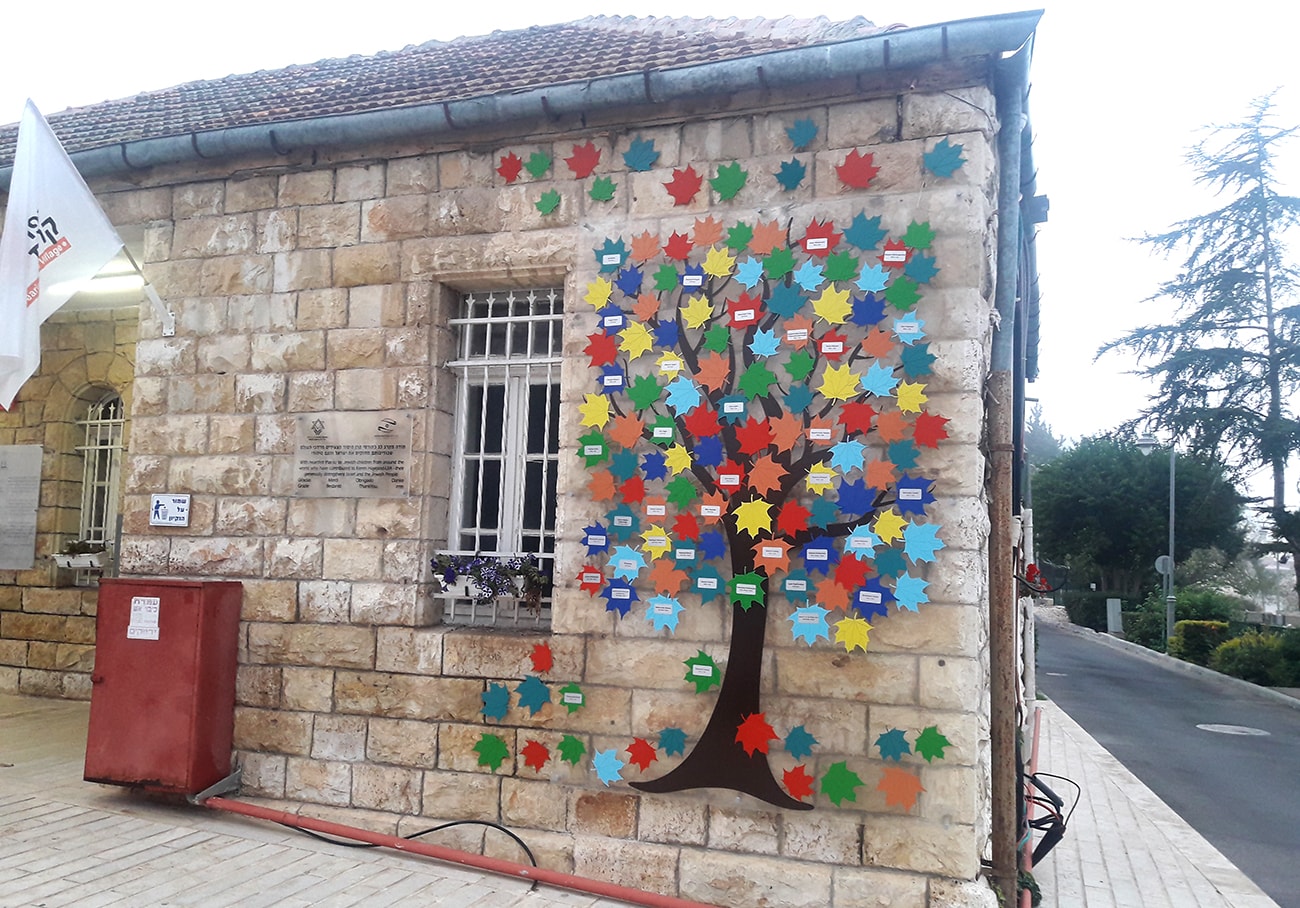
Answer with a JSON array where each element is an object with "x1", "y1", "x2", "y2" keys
[
  {"x1": 900, "y1": 343, "x2": 936, "y2": 377},
  {"x1": 786, "y1": 118, "x2": 818, "y2": 150},
  {"x1": 776, "y1": 158, "x2": 806, "y2": 191},
  {"x1": 905, "y1": 253, "x2": 939, "y2": 284},
  {"x1": 843, "y1": 213, "x2": 887, "y2": 251},
  {"x1": 784, "y1": 725, "x2": 819, "y2": 760},
  {"x1": 515, "y1": 675, "x2": 551, "y2": 716},
  {"x1": 923, "y1": 138, "x2": 966, "y2": 178},
  {"x1": 481, "y1": 683, "x2": 510, "y2": 721},
  {"x1": 595, "y1": 238, "x2": 628, "y2": 273},
  {"x1": 659, "y1": 727, "x2": 688, "y2": 757},
  {"x1": 876, "y1": 728, "x2": 912, "y2": 761},
  {"x1": 623, "y1": 136, "x2": 660, "y2": 172}
]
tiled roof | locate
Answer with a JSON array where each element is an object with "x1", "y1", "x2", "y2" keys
[{"x1": 0, "y1": 16, "x2": 888, "y2": 167}]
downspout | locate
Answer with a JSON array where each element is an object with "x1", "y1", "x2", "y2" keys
[{"x1": 989, "y1": 40, "x2": 1032, "y2": 901}]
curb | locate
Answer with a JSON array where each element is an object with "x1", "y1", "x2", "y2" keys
[{"x1": 1042, "y1": 619, "x2": 1300, "y2": 712}]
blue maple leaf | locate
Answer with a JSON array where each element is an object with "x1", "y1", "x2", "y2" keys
[
  {"x1": 658, "y1": 727, "x2": 688, "y2": 757},
  {"x1": 646, "y1": 595, "x2": 684, "y2": 633},
  {"x1": 596, "y1": 238, "x2": 629, "y2": 273},
  {"x1": 735, "y1": 256, "x2": 765, "y2": 288},
  {"x1": 785, "y1": 724, "x2": 819, "y2": 759},
  {"x1": 802, "y1": 535, "x2": 841, "y2": 575},
  {"x1": 602, "y1": 579, "x2": 638, "y2": 616},
  {"x1": 876, "y1": 727, "x2": 911, "y2": 761},
  {"x1": 642, "y1": 450, "x2": 668, "y2": 482},
  {"x1": 679, "y1": 263, "x2": 705, "y2": 288},
  {"x1": 923, "y1": 138, "x2": 966, "y2": 178},
  {"x1": 582, "y1": 523, "x2": 610, "y2": 555},
  {"x1": 786, "y1": 118, "x2": 818, "y2": 150},
  {"x1": 698, "y1": 530, "x2": 728, "y2": 562},
  {"x1": 592, "y1": 748, "x2": 626, "y2": 785},
  {"x1": 654, "y1": 320, "x2": 679, "y2": 349},
  {"x1": 903, "y1": 522, "x2": 945, "y2": 564},
  {"x1": 776, "y1": 157, "x2": 807, "y2": 191},
  {"x1": 893, "y1": 572, "x2": 930, "y2": 612},
  {"x1": 481, "y1": 683, "x2": 510, "y2": 721},
  {"x1": 843, "y1": 212, "x2": 887, "y2": 251},
  {"x1": 894, "y1": 476, "x2": 936, "y2": 516},
  {"x1": 615, "y1": 265, "x2": 643, "y2": 297},
  {"x1": 596, "y1": 303, "x2": 626, "y2": 335},
  {"x1": 515, "y1": 675, "x2": 551, "y2": 716},
  {"x1": 598, "y1": 364, "x2": 625, "y2": 396},
  {"x1": 693, "y1": 436, "x2": 724, "y2": 467},
  {"x1": 788, "y1": 605, "x2": 831, "y2": 645},
  {"x1": 850, "y1": 292, "x2": 887, "y2": 327},
  {"x1": 853, "y1": 577, "x2": 894, "y2": 619},
  {"x1": 837, "y1": 478, "x2": 876, "y2": 516},
  {"x1": 793, "y1": 260, "x2": 825, "y2": 292},
  {"x1": 766, "y1": 283, "x2": 806, "y2": 318},
  {"x1": 623, "y1": 136, "x2": 660, "y2": 172}
]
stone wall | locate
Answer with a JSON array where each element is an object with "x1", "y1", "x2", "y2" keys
[{"x1": 2, "y1": 75, "x2": 1001, "y2": 907}]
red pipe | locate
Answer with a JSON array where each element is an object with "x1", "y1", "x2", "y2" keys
[{"x1": 203, "y1": 796, "x2": 714, "y2": 908}]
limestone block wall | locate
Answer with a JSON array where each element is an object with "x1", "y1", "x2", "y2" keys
[
  {"x1": 6, "y1": 74, "x2": 1003, "y2": 907},
  {"x1": 0, "y1": 307, "x2": 138, "y2": 698}
]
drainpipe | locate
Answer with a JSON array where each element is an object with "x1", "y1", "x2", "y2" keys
[
  {"x1": 202, "y1": 796, "x2": 712, "y2": 908},
  {"x1": 989, "y1": 40, "x2": 1032, "y2": 901}
]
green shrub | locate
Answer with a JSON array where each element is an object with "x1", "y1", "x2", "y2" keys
[
  {"x1": 1167, "y1": 620, "x2": 1230, "y2": 666},
  {"x1": 1276, "y1": 628, "x2": 1300, "y2": 686},
  {"x1": 1062, "y1": 591, "x2": 1122, "y2": 632},
  {"x1": 1123, "y1": 609, "x2": 1168, "y2": 651},
  {"x1": 1209, "y1": 632, "x2": 1284, "y2": 685}
]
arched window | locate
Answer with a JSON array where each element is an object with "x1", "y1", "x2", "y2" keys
[{"x1": 74, "y1": 391, "x2": 124, "y2": 583}]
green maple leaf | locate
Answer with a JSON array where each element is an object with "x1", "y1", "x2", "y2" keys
[
  {"x1": 626, "y1": 374, "x2": 662, "y2": 411},
  {"x1": 738, "y1": 362, "x2": 779, "y2": 400},
  {"x1": 885, "y1": 276, "x2": 921, "y2": 311},
  {"x1": 824, "y1": 252, "x2": 860, "y2": 283},
  {"x1": 684, "y1": 650, "x2": 721, "y2": 694},
  {"x1": 557, "y1": 734, "x2": 587, "y2": 765},
  {"x1": 728, "y1": 570, "x2": 766, "y2": 612},
  {"x1": 915, "y1": 726, "x2": 951, "y2": 762},
  {"x1": 902, "y1": 221, "x2": 936, "y2": 250},
  {"x1": 473, "y1": 733, "x2": 510, "y2": 771},
  {"x1": 535, "y1": 189, "x2": 562, "y2": 215},
  {"x1": 703, "y1": 324, "x2": 731, "y2": 353},
  {"x1": 649, "y1": 414, "x2": 676, "y2": 445},
  {"x1": 654, "y1": 264, "x2": 679, "y2": 292},
  {"x1": 524, "y1": 151, "x2": 552, "y2": 178},
  {"x1": 558, "y1": 682, "x2": 586, "y2": 714},
  {"x1": 577, "y1": 430, "x2": 608, "y2": 467},
  {"x1": 820, "y1": 760, "x2": 863, "y2": 806},
  {"x1": 665, "y1": 475, "x2": 698, "y2": 509},
  {"x1": 589, "y1": 176, "x2": 617, "y2": 202},
  {"x1": 710, "y1": 162, "x2": 748, "y2": 200},
  {"x1": 763, "y1": 247, "x2": 796, "y2": 280},
  {"x1": 784, "y1": 350, "x2": 816, "y2": 382},
  {"x1": 726, "y1": 221, "x2": 754, "y2": 252}
]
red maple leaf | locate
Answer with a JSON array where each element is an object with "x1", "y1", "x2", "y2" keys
[
  {"x1": 801, "y1": 218, "x2": 842, "y2": 258},
  {"x1": 663, "y1": 231, "x2": 694, "y2": 261},
  {"x1": 817, "y1": 329, "x2": 849, "y2": 361},
  {"x1": 735, "y1": 417, "x2": 774, "y2": 455},
  {"x1": 584, "y1": 331, "x2": 619, "y2": 368},
  {"x1": 776, "y1": 501, "x2": 811, "y2": 538},
  {"x1": 913, "y1": 412, "x2": 950, "y2": 448},
  {"x1": 836, "y1": 149, "x2": 880, "y2": 189},
  {"x1": 839, "y1": 401, "x2": 877, "y2": 435},
  {"x1": 683, "y1": 405, "x2": 722, "y2": 438},
  {"x1": 620, "y1": 475, "x2": 646, "y2": 505},
  {"x1": 664, "y1": 166, "x2": 703, "y2": 206},
  {"x1": 521, "y1": 739, "x2": 551, "y2": 772},
  {"x1": 735, "y1": 713, "x2": 777, "y2": 756},
  {"x1": 626, "y1": 737, "x2": 658, "y2": 772},
  {"x1": 783, "y1": 764, "x2": 815, "y2": 801},
  {"x1": 577, "y1": 565, "x2": 605, "y2": 595},
  {"x1": 835, "y1": 554, "x2": 873, "y2": 590},
  {"x1": 879, "y1": 239, "x2": 912, "y2": 269},
  {"x1": 497, "y1": 152, "x2": 523, "y2": 183},
  {"x1": 565, "y1": 141, "x2": 601, "y2": 178},
  {"x1": 715, "y1": 460, "x2": 747, "y2": 496},
  {"x1": 530, "y1": 642, "x2": 553, "y2": 674},
  {"x1": 728, "y1": 292, "x2": 763, "y2": 329},
  {"x1": 878, "y1": 766, "x2": 926, "y2": 810},
  {"x1": 672, "y1": 511, "x2": 701, "y2": 542}
]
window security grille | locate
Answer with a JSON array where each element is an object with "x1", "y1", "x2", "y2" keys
[
  {"x1": 443, "y1": 289, "x2": 562, "y2": 628},
  {"x1": 75, "y1": 393, "x2": 124, "y2": 586}
]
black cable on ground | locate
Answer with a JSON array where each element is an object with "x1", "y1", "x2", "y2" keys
[{"x1": 278, "y1": 818, "x2": 538, "y2": 867}]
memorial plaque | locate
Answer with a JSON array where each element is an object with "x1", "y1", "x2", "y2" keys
[{"x1": 294, "y1": 412, "x2": 413, "y2": 498}]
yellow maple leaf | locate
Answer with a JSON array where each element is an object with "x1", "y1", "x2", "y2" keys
[
  {"x1": 641, "y1": 524, "x2": 673, "y2": 559},
  {"x1": 702, "y1": 245, "x2": 736, "y2": 278},
  {"x1": 656, "y1": 351, "x2": 686, "y2": 378},
  {"x1": 732, "y1": 498, "x2": 773, "y2": 538},
  {"x1": 585, "y1": 278, "x2": 613, "y2": 309},
  {"x1": 835, "y1": 615, "x2": 872, "y2": 653},
  {"x1": 895, "y1": 381, "x2": 928, "y2": 414},
  {"x1": 619, "y1": 322, "x2": 655, "y2": 360},
  {"x1": 680, "y1": 294, "x2": 714, "y2": 330},
  {"x1": 805, "y1": 463, "x2": 837, "y2": 495},
  {"x1": 578, "y1": 393, "x2": 611, "y2": 428},
  {"x1": 819, "y1": 363, "x2": 862, "y2": 402},
  {"x1": 873, "y1": 507, "x2": 908, "y2": 544},
  {"x1": 811, "y1": 286, "x2": 852, "y2": 324},
  {"x1": 664, "y1": 444, "x2": 694, "y2": 475}
]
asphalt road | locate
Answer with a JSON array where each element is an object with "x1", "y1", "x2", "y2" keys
[{"x1": 1036, "y1": 622, "x2": 1300, "y2": 908}]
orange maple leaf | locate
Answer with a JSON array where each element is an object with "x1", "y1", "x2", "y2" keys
[
  {"x1": 748, "y1": 454, "x2": 787, "y2": 496},
  {"x1": 806, "y1": 416, "x2": 837, "y2": 446},
  {"x1": 609, "y1": 412, "x2": 645, "y2": 449},
  {"x1": 693, "y1": 215, "x2": 725, "y2": 247},
  {"x1": 698, "y1": 491, "x2": 727, "y2": 523},
  {"x1": 588, "y1": 469, "x2": 617, "y2": 502},
  {"x1": 861, "y1": 327, "x2": 895, "y2": 359},
  {"x1": 631, "y1": 231, "x2": 661, "y2": 262},
  {"x1": 875, "y1": 411, "x2": 910, "y2": 443},
  {"x1": 648, "y1": 559, "x2": 689, "y2": 594},
  {"x1": 783, "y1": 314, "x2": 815, "y2": 349},
  {"x1": 816, "y1": 575, "x2": 851, "y2": 612},
  {"x1": 864, "y1": 458, "x2": 898, "y2": 489},
  {"x1": 878, "y1": 766, "x2": 925, "y2": 810},
  {"x1": 695, "y1": 352, "x2": 731, "y2": 393},
  {"x1": 752, "y1": 538, "x2": 793, "y2": 574},
  {"x1": 748, "y1": 219, "x2": 786, "y2": 256},
  {"x1": 632, "y1": 293, "x2": 661, "y2": 321},
  {"x1": 769, "y1": 412, "x2": 805, "y2": 451}
]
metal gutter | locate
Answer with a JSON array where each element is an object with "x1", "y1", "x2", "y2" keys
[{"x1": 0, "y1": 11, "x2": 1041, "y2": 187}]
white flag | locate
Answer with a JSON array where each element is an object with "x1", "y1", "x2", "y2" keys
[{"x1": 0, "y1": 100, "x2": 124, "y2": 409}]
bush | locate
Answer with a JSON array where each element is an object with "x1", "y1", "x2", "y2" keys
[
  {"x1": 1123, "y1": 609, "x2": 1168, "y2": 651},
  {"x1": 1210, "y1": 632, "x2": 1284, "y2": 685},
  {"x1": 1121, "y1": 587, "x2": 1246, "y2": 652},
  {"x1": 1062, "y1": 591, "x2": 1123, "y2": 632},
  {"x1": 1276, "y1": 628, "x2": 1300, "y2": 686},
  {"x1": 1167, "y1": 620, "x2": 1230, "y2": 666}
]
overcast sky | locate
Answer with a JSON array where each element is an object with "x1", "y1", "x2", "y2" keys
[{"x1": 3, "y1": 0, "x2": 1297, "y2": 474}]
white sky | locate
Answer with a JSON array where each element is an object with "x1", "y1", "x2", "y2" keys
[{"x1": 3, "y1": 0, "x2": 1298, "y2": 462}]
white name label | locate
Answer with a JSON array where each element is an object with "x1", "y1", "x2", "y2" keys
[
  {"x1": 676, "y1": 549, "x2": 696, "y2": 561},
  {"x1": 614, "y1": 516, "x2": 633, "y2": 527},
  {"x1": 723, "y1": 401, "x2": 745, "y2": 414},
  {"x1": 736, "y1": 583, "x2": 757, "y2": 595},
  {"x1": 786, "y1": 579, "x2": 807, "y2": 592},
  {"x1": 588, "y1": 534, "x2": 606, "y2": 546},
  {"x1": 736, "y1": 308, "x2": 754, "y2": 321},
  {"x1": 860, "y1": 590, "x2": 882, "y2": 604},
  {"x1": 653, "y1": 426, "x2": 674, "y2": 438},
  {"x1": 821, "y1": 341, "x2": 843, "y2": 354},
  {"x1": 701, "y1": 505, "x2": 722, "y2": 517},
  {"x1": 786, "y1": 328, "x2": 808, "y2": 341},
  {"x1": 602, "y1": 374, "x2": 624, "y2": 387},
  {"x1": 806, "y1": 237, "x2": 829, "y2": 250},
  {"x1": 807, "y1": 548, "x2": 828, "y2": 561},
  {"x1": 646, "y1": 504, "x2": 666, "y2": 516},
  {"x1": 899, "y1": 488, "x2": 923, "y2": 500},
  {"x1": 563, "y1": 691, "x2": 584, "y2": 704},
  {"x1": 691, "y1": 664, "x2": 714, "y2": 677},
  {"x1": 809, "y1": 428, "x2": 832, "y2": 441},
  {"x1": 613, "y1": 588, "x2": 630, "y2": 599},
  {"x1": 582, "y1": 572, "x2": 602, "y2": 584},
  {"x1": 603, "y1": 315, "x2": 624, "y2": 328},
  {"x1": 602, "y1": 253, "x2": 622, "y2": 265},
  {"x1": 683, "y1": 274, "x2": 704, "y2": 287},
  {"x1": 697, "y1": 577, "x2": 718, "y2": 590},
  {"x1": 761, "y1": 546, "x2": 782, "y2": 558}
]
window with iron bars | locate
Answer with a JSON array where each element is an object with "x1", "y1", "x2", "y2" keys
[
  {"x1": 74, "y1": 392, "x2": 123, "y2": 586},
  {"x1": 443, "y1": 289, "x2": 562, "y2": 628}
]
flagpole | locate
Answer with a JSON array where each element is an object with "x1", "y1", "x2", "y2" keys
[{"x1": 120, "y1": 246, "x2": 175, "y2": 337}]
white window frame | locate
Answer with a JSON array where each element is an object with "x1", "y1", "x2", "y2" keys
[
  {"x1": 443, "y1": 288, "x2": 563, "y2": 627},
  {"x1": 74, "y1": 391, "x2": 123, "y2": 585}
]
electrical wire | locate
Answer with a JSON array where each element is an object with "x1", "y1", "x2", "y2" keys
[{"x1": 276, "y1": 817, "x2": 538, "y2": 867}]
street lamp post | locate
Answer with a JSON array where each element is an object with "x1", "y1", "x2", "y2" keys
[{"x1": 1137, "y1": 436, "x2": 1177, "y2": 641}]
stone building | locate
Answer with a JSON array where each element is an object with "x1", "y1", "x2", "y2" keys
[{"x1": 0, "y1": 12, "x2": 1044, "y2": 907}]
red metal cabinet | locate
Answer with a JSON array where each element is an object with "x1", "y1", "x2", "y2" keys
[{"x1": 85, "y1": 579, "x2": 242, "y2": 795}]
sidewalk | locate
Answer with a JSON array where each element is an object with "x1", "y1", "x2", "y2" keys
[{"x1": 0, "y1": 689, "x2": 1281, "y2": 907}]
